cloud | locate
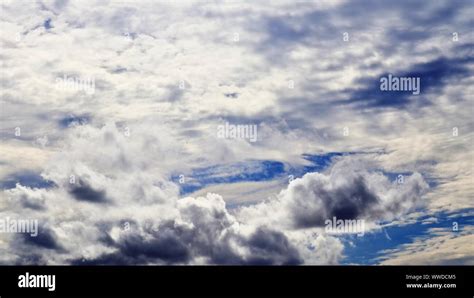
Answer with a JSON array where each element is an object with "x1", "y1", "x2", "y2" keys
[
  {"x1": 0, "y1": 124, "x2": 309, "y2": 265},
  {"x1": 69, "y1": 180, "x2": 108, "y2": 204},
  {"x1": 238, "y1": 157, "x2": 429, "y2": 230},
  {"x1": 71, "y1": 194, "x2": 303, "y2": 265},
  {"x1": 21, "y1": 227, "x2": 61, "y2": 250}
]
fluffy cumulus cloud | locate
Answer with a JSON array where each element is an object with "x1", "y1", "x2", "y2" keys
[
  {"x1": 0, "y1": 0, "x2": 473, "y2": 264},
  {"x1": 87, "y1": 194, "x2": 303, "y2": 265},
  {"x1": 238, "y1": 158, "x2": 429, "y2": 230},
  {"x1": 0, "y1": 123, "x2": 327, "y2": 265},
  {"x1": 0, "y1": 123, "x2": 427, "y2": 265}
]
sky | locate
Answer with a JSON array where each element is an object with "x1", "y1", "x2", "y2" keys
[{"x1": 0, "y1": 0, "x2": 473, "y2": 265}]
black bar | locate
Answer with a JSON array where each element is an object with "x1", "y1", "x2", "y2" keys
[{"x1": 0, "y1": 266, "x2": 472, "y2": 297}]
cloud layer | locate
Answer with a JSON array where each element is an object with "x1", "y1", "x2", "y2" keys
[
  {"x1": 1, "y1": 0, "x2": 472, "y2": 264},
  {"x1": 0, "y1": 123, "x2": 428, "y2": 265}
]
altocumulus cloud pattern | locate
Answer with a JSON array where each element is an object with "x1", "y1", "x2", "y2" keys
[{"x1": 0, "y1": 0, "x2": 473, "y2": 265}]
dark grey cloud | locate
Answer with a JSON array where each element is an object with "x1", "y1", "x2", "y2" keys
[
  {"x1": 73, "y1": 195, "x2": 302, "y2": 265},
  {"x1": 224, "y1": 92, "x2": 239, "y2": 98},
  {"x1": 79, "y1": 223, "x2": 302, "y2": 265},
  {"x1": 1, "y1": 219, "x2": 64, "y2": 266},
  {"x1": 109, "y1": 67, "x2": 128, "y2": 74},
  {"x1": 114, "y1": 221, "x2": 192, "y2": 264},
  {"x1": 291, "y1": 175, "x2": 380, "y2": 228},
  {"x1": 239, "y1": 158, "x2": 429, "y2": 230},
  {"x1": 164, "y1": 87, "x2": 185, "y2": 103},
  {"x1": 22, "y1": 228, "x2": 61, "y2": 250},
  {"x1": 9, "y1": 226, "x2": 66, "y2": 263},
  {"x1": 289, "y1": 160, "x2": 428, "y2": 228},
  {"x1": 58, "y1": 114, "x2": 91, "y2": 128},
  {"x1": 69, "y1": 180, "x2": 108, "y2": 204},
  {"x1": 243, "y1": 227, "x2": 302, "y2": 265}
]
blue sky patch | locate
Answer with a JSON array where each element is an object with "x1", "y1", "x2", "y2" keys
[
  {"x1": 341, "y1": 209, "x2": 474, "y2": 264},
  {"x1": 0, "y1": 171, "x2": 55, "y2": 190},
  {"x1": 172, "y1": 152, "x2": 349, "y2": 195}
]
